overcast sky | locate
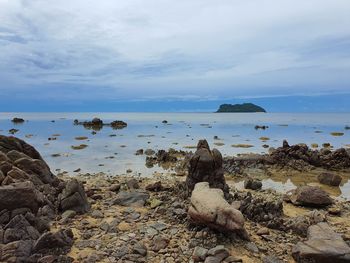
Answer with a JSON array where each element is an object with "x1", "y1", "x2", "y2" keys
[{"x1": 1, "y1": 0, "x2": 350, "y2": 111}]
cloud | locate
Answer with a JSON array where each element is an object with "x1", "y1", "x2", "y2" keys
[{"x1": 0, "y1": 0, "x2": 350, "y2": 103}]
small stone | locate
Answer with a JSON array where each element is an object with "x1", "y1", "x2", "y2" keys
[
  {"x1": 192, "y1": 246, "x2": 208, "y2": 262},
  {"x1": 257, "y1": 227, "x2": 270, "y2": 236}
]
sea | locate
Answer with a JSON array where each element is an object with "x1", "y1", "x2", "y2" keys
[{"x1": 1, "y1": 112, "x2": 349, "y2": 199}]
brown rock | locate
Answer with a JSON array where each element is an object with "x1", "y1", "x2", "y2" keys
[
  {"x1": 186, "y1": 140, "x2": 229, "y2": 197},
  {"x1": 318, "y1": 172, "x2": 342, "y2": 186},
  {"x1": 288, "y1": 186, "x2": 332, "y2": 207}
]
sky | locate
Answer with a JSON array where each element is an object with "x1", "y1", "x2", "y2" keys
[{"x1": 0, "y1": 0, "x2": 350, "y2": 112}]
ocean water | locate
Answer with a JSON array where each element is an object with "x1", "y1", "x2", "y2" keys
[{"x1": 1, "y1": 112, "x2": 349, "y2": 199}]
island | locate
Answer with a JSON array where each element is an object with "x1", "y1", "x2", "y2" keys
[{"x1": 216, "y1": 103, "x2": 266, "y2": 113}]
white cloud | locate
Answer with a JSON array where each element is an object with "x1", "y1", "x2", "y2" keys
[{"x1": 0, "y1": 0, "x2": 350, "y2": 100}]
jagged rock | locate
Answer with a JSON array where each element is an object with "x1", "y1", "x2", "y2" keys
[
  {"x1": 113, "y1": 191, "x2": 150, "y2": 207},
  {"x1": 186, "y1": 140, "x2": 229, "y2": 197},
  {"x1": 318, "y1": 172, "x2": 342, "y2": 186},
  {"x1": 0, "y1": 181, "x2": 44, "y2": 212},
  {"x1": 14, "y1": 157, "x2": 54, "y2": 184},
  {"x1": 287, "y1": 186, "x2": 333, "y2": 207},
  {"x1": 188, "y1": 182, "x2": 247, "y2": 238},
  {"x1": 33, "y1": 229, "x2": 74, "y2": 252},
  {"x1": 0, "y1": 135, "x2": 44, "y2": 161},
  {"x1": 59, "y1": 179, "x2": 89, "y2": 213},
  {"x1": 3, "y1": 214, "x2": 40, "y2": 243},
  {"x1": 0, "y1": 240, "x2": 33, "y2": 262},
  {"x1": 292, "y1": 222, "x2": 350, "y2": 262}
]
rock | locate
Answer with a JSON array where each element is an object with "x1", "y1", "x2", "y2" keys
[
  {"x1": 150, "y1": 198, "x2": 162, "y2": 209},
  {"x1": 3, "y1": 214, "x2": 40, "y2": 243},
  {"x1": 145, "y1": 181, "x2": 162, "y2": 192},
  {"x1": 59, "y1": 179, "x2": 90, "y2": 213},
  {"x1": 244, "y1": 177, "x2": 262, "y2": 190},
  {"x1": 110, "y1": 120, "x2": 127, "y2": 129},
  {"x1": 223, "y1": 256, "x2": 243, "y2": 262},
  {"x1": 33, "y1": 229, "x2": 74, "y2": 252},
  {"x1": 109, "y1": 184, "x2": 121, "y2": 192},
  {"x1": 192, "y1": 246, "x2": 208, "y2": 262},
  {"x1": 245, "y1": 242, "x2": 259, "y2": 253},
  {"x1": 135, "y1": 149, "x2": 144, "y2": 155},
  {"x1": 186, "y1": 140, "x2": 229, "y2": 197},
  {"x1": 126, "y1": 178, "x2": 139, "y2": 189},
  {"x1": 236, "y1": 191, "x2": 283, "y2": 229},
  {"x1": 287, "y1": 186, "x2": 333, "y2": 207},
  {"x1": 0, "y1": 135, "x2": 44, "y2": 160},
  {"x1": 262, "y1": 255, "x2": 283, "y2": 263},
  {"x1": 61, "y1": 210, "x2": 77, "y2": 222},
  {"x1": 14, "y1": 157, "x2": 55, "y2": 184},
  {"x1": 151, "y1": 235, "x2": 169, "y2": 252},
  {"x1": 205, "y1": 245, "x2": 230, "y2": 263},
  {"x1": 132, "y1": 242, "x2": 147, "y2": 256},
  {"x1": 11, "y1": 118, "x2": 25, "y2": 123},
  {"x1": 0, "y1": 181, "x2": 44, "y2": 212},
  {"x1": 113, "y1": 191, "x2": 150, "y2": 207},
  {"x1": 257, "y1": 227, "x2": 270, "y2": 235},
  {"x1": 292, "y1": 222, "x2": 350, "y2": 263},
  {"x1": 145, "y1": 149, "x2": 155, "y2": 156},
  {"x1": 0, "y1": 240, "x2": 33, "y2": 262},
  {"x1": 188, "y1": 182, "x2": 247, "y2": 238},
  {"x1": 318, "y1": 172, "x2": 342, "y2": 186}
]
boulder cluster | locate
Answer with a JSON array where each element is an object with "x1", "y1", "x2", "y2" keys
[
  {"x1": 0, "y1": 135, "x2": 89, "y2": 262},
  {"x1": 73, "y1": 118, "x2": 127, "y2": 131}
]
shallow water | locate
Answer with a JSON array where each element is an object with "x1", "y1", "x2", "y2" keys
[{"x1": 1, "y1": 112, "x2": 349, "y2": 199}]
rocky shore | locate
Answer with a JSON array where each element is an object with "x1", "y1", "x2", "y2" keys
[{"x1": 1, "y1": 135, "x2": 350, "y2": 262}]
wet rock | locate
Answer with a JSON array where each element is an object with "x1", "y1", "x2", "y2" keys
[
  {"x1": 318, "y1": 172, "x2": 342, "y2": 186},
  {"x1": 59, "y1": 179, "x2": 90, "y2": 213},
  {"x1": 113, "y1": 191, "x2": 149, "y2": 207},
  {"x1": 110, "y1": 120, "x2": 127, "y2": 129},
  {"x1": 11, "y1": 118, "x2": 25, "y2": 124},
  {"x1": 244, "y1": 177, "x2": 262, "y2": 190},
  {"x1": 156, "y1": 149, "x2": 177, "y2": 163},
  {"x1": 292, "y1": 222, "x2": 350, "y2": 263},
  {"x1": 287, "y1": 186, "x2": 333, "y2": 207},
  {"x1": 186, "y1": 140, "x2": 229, "y2": 197},
  {"x1": 188, "y1": 182, "x2": 247, "y2": 238}
]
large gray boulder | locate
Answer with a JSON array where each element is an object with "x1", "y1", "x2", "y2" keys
[
  {"x1": 292, "y1": 222, "x2": 350, "y2": 263},
  {"x1": 188, "y1": 182, "x2": 247, "y2": 239}
]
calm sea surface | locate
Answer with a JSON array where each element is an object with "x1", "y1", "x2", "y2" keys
[{"x1": 1, "y1": 112, "x2": 349, "y2": 199}]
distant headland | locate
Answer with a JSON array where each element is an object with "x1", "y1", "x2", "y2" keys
[{"x1": 216, "y1": 103, "x2": 266, "y2": 113}]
